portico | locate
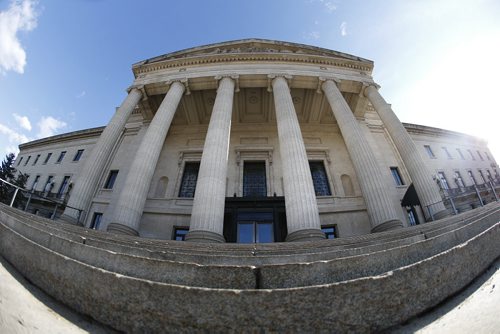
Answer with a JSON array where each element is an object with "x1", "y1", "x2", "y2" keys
[{"x1": 60, "y1": 39, "x2": 446, "y2": 242}]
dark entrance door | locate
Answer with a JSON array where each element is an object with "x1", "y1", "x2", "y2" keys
[{"x1": 223, "y1": 197, "x2": 287, "y2": 243}]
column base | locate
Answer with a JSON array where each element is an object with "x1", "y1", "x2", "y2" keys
[
  {"x1": 286, "y1": 229, "x2": 326, "y2": 242},
  {"x1": 107, "y1": 223, "x2": 139, "y2": 236},
  {"x1": 185, "y1": 230, "x2": 225, "y2": 243},
  {"x1": 371, "y1": 219, "x2": 403, "y2": 233}
]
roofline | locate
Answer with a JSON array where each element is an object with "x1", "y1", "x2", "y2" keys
[
  {"x1": 132, "y1": 38, "x2": 373, "y2": 68},
  {"x1": 18, "y1": 126, "x2": 105, "y2": 150}
]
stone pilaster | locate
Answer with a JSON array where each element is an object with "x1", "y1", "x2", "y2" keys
[
  {"x1": 364, "y1": 84, "x2": 446, "y2": 219},
  {"x1": 62, "y1": 88, "x2": 143, "y2": 223},
  {"x1": 271, "y1": 75, "x2": 325, "y2": 242},
  {"x1": 185, "y1": 77, "x2": 236, "y2": 243},
  {"x1": 107, "y1": 81, "x2": 185, "y2": 235},
  {"x1": 322, "y1": 79, "x2": 403, "y2": 232}
]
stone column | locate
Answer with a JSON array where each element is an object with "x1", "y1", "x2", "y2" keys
[
  {"x1": 185, "y1": 77, "x2": 235, "y2": 243},
  {"x1": 271, "y1": 75, "x2": 325, "y2": 242},
  {"x1": 364, "y1": 84, "x2": 447, "y2": 219},
  {"x1": 322, "y1": 79, "x2": 403, "y2": 232},
  {"x1": 107, "y1": 81, "x2": 185, "y2": 235},
  {"x1": 62, "y1": 88, "x2": 142, "y2": 223}
]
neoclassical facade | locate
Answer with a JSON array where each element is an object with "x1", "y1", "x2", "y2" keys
[{"x1": 16, "y1": 39, "x2": 499, "y2": 243}]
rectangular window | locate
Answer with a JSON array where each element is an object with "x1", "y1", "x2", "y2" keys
[
  {"x1": 390, "y1": 167, "x2": 405, "y2": 186},
  {"x1": 104, "y1": 170, "x2": 119, "y2": 189},
  {"x1": 485, "y1": 152, "x2": 490, "y2": 160},
  {"x1": 468, "y1": 149, "x2": 475, "y2": 160},
  {"x1": 243, "y1": 161, "x2": 267, "y2": 197},
  {"x1": 43, "y1": 176, "x2": 54, "y2": 194},
  {"x1": 24, "y1": 155, "x2": 31, "y2": 166},
  {"x1": 31, "y1": 175, "x2": 40, "y2": 191},
  {"x1": 486, "y1": 170, "x2": 493, "y2": 182},
  {"x1": 56, "y1": 176, "x2": 71, "y2": 198},
  {"x1": 478, "y1": 170, "x2": 486, "y2": 184},
  {"x1": 424, "y1": 145, "x2": 435, "y2": 158},
  {"x1": 407, "y1": 209, "x2": 418, "y2": 226},
  {"x1": 17, "y1": 156, "x2": 23, "y2": 166},
  {"x1": 90, "y1": 212, "x2": 103, "y2": 230},
  {"x1": 437, "y1": 172, "x2": 449, "y2": 190},
  {"x1": 73, "y1": 149, "x2": 84, "y2": 161},
  {"x1": 468, "y1": 170, "x2": 477, "y2": 185},
  {"x1": 321, "y1": 225, "x2": 338, "y2": 239},
  {"x1": 33, "y1": 154, "x2": 40, "y2": 165},
  {"x1": 309, "y1": 161, "x2": 332, "y2": 196},
  {"x1": 454, "y1": 171, "x2": 465, "y2": 188},
  {"x1": 56, "y1": 151, "x2": 66, "y2": 163},
  {"x1": 477, "y1": 151, "x2": 483, "y2": 161},
  {"x1": 43, "y1": 153, "x2": 52, "y2": 164},
  {"x1": 442, "y1": 147, "x2": 452, "y2": 159},
  {"x1": 178, "y1": 162, "x2": 200, "y2": 198},
  {"x1": 173, "y1": 227, "x2": 189, "y2": 241},
  {"x1": 456, "y1": 148, "x2": 465, "y2": 160}
]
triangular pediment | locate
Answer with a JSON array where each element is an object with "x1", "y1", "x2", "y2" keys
[{"x1": 135, "y1": 38, "x2": 371, "y2": 66}]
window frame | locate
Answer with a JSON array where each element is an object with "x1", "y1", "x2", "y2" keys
[
  {"x1": 173, "y1": 226, "x2": 189, "y2": 241},
  {"x1": 73, "y1": 149, "x2": 84, "y2": 162},
  {"x1": 103, "y1": 170, "x2": 119, "y2": 189},
  {"x1": 178, "y1": 162, "x2": 201, "y2": 198},
  {"x1": 424, "y1": 145, "x2": 435, "y2": 158},
  {"x1": 321, "y1": 224, "x2": 338, "y2": 239},
  {"x1": 33, "y1": 154, "x2": 40, "y2": 165},
  {"x1": 43, "y1": 152, "x2": 52, "y2": 164},
  {"x1": 309, "y1": 160, "x2": 332, "y2": 196},
  {"x1": 89, "y1": 212, "x2": 103, "y2": 230},
  {"x1": 56, "y1": 175, "x2": 71, "y2": 198},
  {"x1": 390, "y1": 167, "x2": 405, "y2": 186},
  {"x1": 56, "y1": 151, "x2": 66, "y2": 164}
]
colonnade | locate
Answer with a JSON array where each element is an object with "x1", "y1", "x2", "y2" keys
[{"x1": 63, "y1": 74, "x2": 445, "y2": 242}]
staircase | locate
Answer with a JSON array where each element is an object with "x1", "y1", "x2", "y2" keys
[{"x1": 1, "y1": 202, "x2": 499, "y2": 333}]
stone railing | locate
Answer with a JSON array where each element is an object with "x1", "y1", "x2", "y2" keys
[{"x1": 0, "y1": 202, "x2": 499, "y2": 332}]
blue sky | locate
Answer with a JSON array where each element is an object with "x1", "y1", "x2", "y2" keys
[{"x1": 1, "y1": 0, "x2": 499, "y2": 160}]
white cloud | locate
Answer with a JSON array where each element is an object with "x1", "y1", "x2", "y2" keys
[
  {"x1": 37, "y1": 116, "x2": 67, "y2": 138},
  {"x1": 0, "y1": 122, "x2": 29, "y2": 144},
  {"x1": 0, "y1": 0, "x2": 38, "y2": 74},
  {"x1": 4, "y1": 145, "x2": 19, "y2": 155},
  {"x1": 309, "y1": 31, "x2": 320, "y2": 40},
  {"x1": 13, "y1": 113, "x2": 31, "y2": 131},
  {"x1": 76, "y1": 90, "x2": 86, "y2": 98},
  {"x1": 319, "y1": 0, "x2": 336, "y2": 12},
  {"x1": 340, "y1": 21, "x2": 347, "y2": 36}
]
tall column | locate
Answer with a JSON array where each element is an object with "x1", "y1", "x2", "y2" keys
[
  {"x1": 322, "y1": 79, "x2": 403, "y2": 232},
  {"x1": 364, "y1": 84, "x2": 447, "y2": 219},
  {"x1": 271, "y1": 75, "x2": 325, "y2": 242},
  {"x1": 185, "y1": 77, "x2": 235, "y2": 243},
  {"x1": 107, "y1": 81, "x2": 185, "y2": 235},
  {"x1": 62, "y1": 88, "x2": 142, "y2": 223}
]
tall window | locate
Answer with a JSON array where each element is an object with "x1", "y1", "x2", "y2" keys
[
  {"x1": 424, "y1": 145, "x2": 435, "y2": 158},
  {"x1": 390, "y1": 167, "x2": 404, "y2": 186},
  {"x1": 56, "y1": 151, "x2": 66, "y2": 163},
  {"x1": 478, "y1": 170, "x2": 486, "y2": 184},
  {"x1": 477, "y1": 151, "x2": 483, "y2": 161},
  {"x1": 237, "y1": 212, "x2": 274, "y2": 243},
  {"x1": 43, "y1": 153, "x2": 52, "y2": 164},
  {"x1": 407, "y1": 209, "x2": 418, "y2": 226},
  {"x1": 73, "y1": 149, "x2": 84, "y2": 161},
  {"x1": 90, "y1": 212, "x2": 103, "y2": 230},
  {"x1": 24, "y1": 156, "x2": 31, "y2": 166},
  {"x1": 468, "y1": 149, "x2": 475, "y2": 160},
  {"x1": 437, "y1": 172, "x2": 449, "y2": 190},
  {"x1": 456, "y1": 148, "x2": 465, "y2": 160},
  {"x1": 486, "y1": 170, "x2": 493, "y2": 182},
  {"x1": 17, "y1": 156, "x2": 23, "y2": 166},
  {"x1": 33, "y1": 154, "x2": 40, "y2": 165},
  {"x1": 56, "y1": 176, "x2": 71, "y2": 198},
  {"x1": 321, "y1": 225, "x2": 337, "y2": 239},
  {"x1": 104, "y1": 170, "x2": 119, "y2": 189},
  {"x1": 442, "y1": 147, "x2": 452, "y2": 159},
  {"x1": 454, "y1": 171, "x2": 465, "y2": 188},
  {"x1": 43, "y1": 176, "x2": 54, "y2": 194},
  {"x1": 173, "y1": 227, "x2": 189, "y2": 241},
  {"x1": 243, "y1": 161, "x2": 267, "y2": 197},
  {"x1": 309, "y1": 161, "x2": 331, "y2": 196},
  {"x1": 468, "y1": 170, "x2": 477, "y2": 185},
  {"x1": 178, "y1": 162, "x2": 200, "y2": 198},
  {"x1": 31, "y1": 175, "x2": 40, "y2": 191},
  {"x1": 485, "y1": 152, "x2": 490, "y2": 160}
]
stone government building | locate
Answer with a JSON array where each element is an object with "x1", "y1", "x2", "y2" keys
[
  {"x1": 4, "y1": 39, "x2": 500, "y2": 332},
  {"x1": 15, "y1": 39, "x2": 499, "y2": 242}
]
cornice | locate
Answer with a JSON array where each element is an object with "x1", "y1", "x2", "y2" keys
[
  {"x1": 19, "y1": 126, "x2": 105, "y2": 151},
  {"x1": 133, "y1": 53, "x2": 373, "y2": 78},
  {"x1": 403, "y1": 123, "x2": 486, "y2": 144}
]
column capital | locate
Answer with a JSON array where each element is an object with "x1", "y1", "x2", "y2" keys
[
  {"x1": 362, "y1": 82, "x2": 381, "y2": 97},
  {"x1": 165, "y1": 78, "x2": 190, "y2": 95},
  {"x1": 267, "y1": 74, "x2": 292, "y2": 92},
  {"x1": 214, "y1": 74, "x2": 240, "y2": 92},
  {"x1": 126, "y1": 85, "x2": 145, "y2": 96}
]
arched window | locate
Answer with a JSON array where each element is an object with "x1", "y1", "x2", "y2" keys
[
  {"x1": 341, "y1": 174, "x2": 354, "y2": 196},
  {"x1": 155, "y1": 176, "x2": 169, "y2": 198}
]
